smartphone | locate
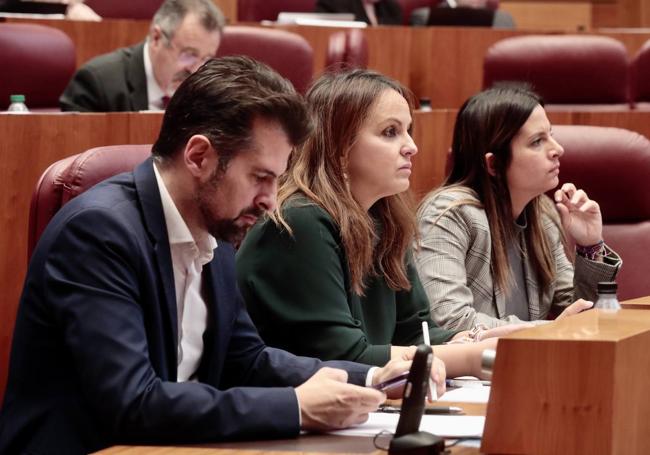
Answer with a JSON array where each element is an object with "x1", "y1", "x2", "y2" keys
[
  {"x1": 394, "y1": 344, "x2": 433, "y2": 437},
  {"x1": 372, "y1": 371, "x2": 409, "y2": 391}
]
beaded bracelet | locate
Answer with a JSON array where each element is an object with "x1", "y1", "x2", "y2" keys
[{"x1": 576, "y1": 240, "x2": 605, "y2": 261}]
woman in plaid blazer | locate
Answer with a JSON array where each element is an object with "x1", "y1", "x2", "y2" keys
[{"x1": 415, "y1": 85, "x2": 621, "y2": 331}]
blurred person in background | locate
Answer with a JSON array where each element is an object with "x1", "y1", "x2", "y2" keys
[{"x1": 60, "y1": 0, "x2": 223, "y2": 112}]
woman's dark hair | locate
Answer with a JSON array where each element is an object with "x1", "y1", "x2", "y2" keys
[{"x1": 425, "y1": 84, "x2": 559, "y2": 294}]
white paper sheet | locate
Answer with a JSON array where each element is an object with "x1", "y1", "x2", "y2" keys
[
  {"x1": 439, "y1": 385, "x2": 491, "y2": 403},
  {"x1": 329, "y1": 412, "x2": 484, "y2": 438}
]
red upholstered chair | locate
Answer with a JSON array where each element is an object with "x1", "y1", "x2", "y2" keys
[
  {"x1": 630, "y1": 39, "x2": 650, "y2": 110},
  {"x1": 483, "y1": 35, "x2": 631, "y2": 111},
  {"x1": 237, "y1": 0, "x2": 316, "y2": 21},
  {"x1": 84, "y1": 0, "x2": 163, "y2": 19},
  {"x1": 553, "y1": 125, "x2": 650, "y2": 300},
  {"x1": 28, "y1": 145, "x2": 152, "y2": 258},
  {"x1": 217, "y1": 26, "x2": 314, "y2": 94},
  {"x1": 395, "y1": 0, "x2": 435, "y2": 25},
  {"x1": 0, "y1": 23, "x2": 75, "y2": 110},
  {"x1": 326, "y1": 29, "x2": 369, "y2": 71}
]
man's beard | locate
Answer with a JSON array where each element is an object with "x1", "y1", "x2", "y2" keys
[
  {"x1": 196, "y1": 169, "x2": 265, "y2": 246},
  {"x1": 204, "y1": 206, "x2": 265, "y2": 246}
]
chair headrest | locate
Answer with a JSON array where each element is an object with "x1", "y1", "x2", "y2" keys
[
  {"x1": 484, "y1": 35, "x2": 629, "y2": 105},
  {"x1": 553, "y1": 125, "x2": 650, "y2": 222},
  {"x1": 217, "y1": 26, "x2": 314, "y2": 94}
]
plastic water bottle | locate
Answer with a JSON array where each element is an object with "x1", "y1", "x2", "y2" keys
[
  {"x1": 594, "y1": 282, "x2": 620, "y2": 311},
  {"x1": 7, "y1": 94, "x2": 29, "y2": 113},
  {"x1": 418, "y1": 97, "x2": 433, "y2": 112}
]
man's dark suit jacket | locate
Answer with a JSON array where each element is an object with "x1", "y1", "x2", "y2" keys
[
  {"x1": 315, "y1": 0, "x2": 402, "y2": 25},
  {"x1": 0, "y1": 158, "x2": 370, "y2": 454},
  {"x1": 59, "y1": 42, "x2": 149, "y2": 112}
]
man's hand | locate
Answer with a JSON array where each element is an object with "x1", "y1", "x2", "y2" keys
[{"x1": 295, "y1": 367, "x2": 385, "y2": 431}]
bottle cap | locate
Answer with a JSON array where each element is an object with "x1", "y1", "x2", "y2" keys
[
  {"x1": 597, "y1": 281, "x2": 617, "y2": 294},
  {"x1": 10, "y1": 94, "x2": 25, "y2": 103}
]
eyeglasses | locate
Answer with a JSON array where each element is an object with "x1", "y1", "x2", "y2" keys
[{"x1": 161, "y1": 31, "x2": 214, "y2": 68}]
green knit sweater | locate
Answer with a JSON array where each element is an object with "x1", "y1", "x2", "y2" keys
[{"x1": 236, "y1": 200, "x2": 455, "y2": 366}]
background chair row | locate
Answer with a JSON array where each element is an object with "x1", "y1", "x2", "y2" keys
[
  {"x1": 484, "y1": 34, "x2": 650, "y2": 110},
  {"x1": 237, "y1": 0, "x2": 501, "y2": 23},
  {"x1": 0, "y1": 23, "x2": 368, "y2": 110},
  {"x1": 29, "y1": 126, "x2": 650, "y2": 302}
]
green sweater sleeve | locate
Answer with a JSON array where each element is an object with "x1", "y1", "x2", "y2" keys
[{"x1": 236, "y1": 203, "x2": 391, "y2": 366}]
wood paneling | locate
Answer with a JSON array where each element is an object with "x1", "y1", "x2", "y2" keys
[
  {"x1": 482, "y1": 309, "x2": 650, "y2": 454},
  {"x1": 501, "y1": 1, "x2": 592, "y2": 31}
]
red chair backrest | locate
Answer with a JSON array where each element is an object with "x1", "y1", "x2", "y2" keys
[
  {"x1": 237, "y1": 0, "x2": 316, "y2": 21},
  {"x1": 28, "y1": 145, "x2": 152, "y2": 258},
  {"x1": 84, "y1": 0, "x2": 163, "y2": 19},
  {"x1": 484, "y1": 35, "x2": 630, "y2": 109},
  {"x1": 326, "y1": 29, "x2": 369, "y2": 71},
  {"x1": 395, "y1": 0, "x2": 435, "y2": 25},
  {"x1": 0, "y1": 23, "x2": 75, "y2": 109},
  {"x1": 553, "y1": 125, "x2": 650, "y2": 300},
  {"x1": 217, "y1": 26, "x2": 314, "y2": 94}
]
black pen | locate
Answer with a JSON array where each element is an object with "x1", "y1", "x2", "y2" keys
[{"x1": 379, "y1": 405, "x2": 464, "y2": 414}]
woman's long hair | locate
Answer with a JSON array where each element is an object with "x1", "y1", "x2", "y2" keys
[
  {"x1": 273, "y1": 69, "x2": 417, "y2": 295},
  {"x1": 421, "y1": 85, "x2": 560, "y2": 295}
]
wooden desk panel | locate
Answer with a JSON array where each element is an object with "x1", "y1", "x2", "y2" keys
[
  {"x1": 501, "y1": 1, "x2": 593, "y2": 31},
  {"x1": 621, "y1": 295, "x2": 650, "y2": 309},
  {"x1": 483, "y1": 309, "x2": 650, "y2": 454}
]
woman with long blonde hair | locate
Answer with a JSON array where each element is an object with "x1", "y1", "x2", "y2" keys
[{"x1": 237, "y1": 69, "x2": 504, "y2": 381}]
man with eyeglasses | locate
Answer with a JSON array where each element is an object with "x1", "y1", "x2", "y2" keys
[{"x1": 60, "y1": 0, "x2": 223, "y2": 112}]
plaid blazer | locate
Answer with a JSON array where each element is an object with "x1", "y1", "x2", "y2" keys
[{"x1": 415, "y1": 188, "x2": 621, "y2": 330}]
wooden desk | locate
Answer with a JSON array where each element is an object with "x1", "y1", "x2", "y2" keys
[
  {"x1": 483, "y1": 309, "x2": 650, "y2": 454},
  {"x1": 621, "y1": 295, "x2": 650, "y2": 309},
  {"x1": 98, "y1": 436, "x2": 479, "y2": 455},
  {"x1": 97, "y1": 401, "x2": 485, "y2": 454}
]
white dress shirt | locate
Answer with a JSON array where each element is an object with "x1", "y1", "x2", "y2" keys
[
  {"x1": 143, "y1": 41, "x2": 167, "y2": 111},
  {"x1": 153, "y1": 162, "x2": 217, "y2": 382}
]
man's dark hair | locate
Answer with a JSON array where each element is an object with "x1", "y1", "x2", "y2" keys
[{"x1": 153, "y1": 56, "x2": 312, "y2": 170}]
